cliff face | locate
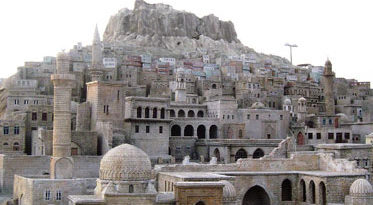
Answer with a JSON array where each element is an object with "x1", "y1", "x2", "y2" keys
[
  {"x1": 103, "y1": 0, "x2": 290, "y2": 66},
  {"x1": 104, "y1": 0, "x2": 239, "y2": 43}
]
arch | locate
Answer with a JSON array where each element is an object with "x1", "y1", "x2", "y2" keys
[
  {"x1": 297, "y1": 132, "x2": 304, "y2": 145},
  {"x1": 178, "y1": 110, "x2": 185, "y2": 118},
  {"x1": 300, "y1": 179, "x2": 306, "y2": 202},
  {"x1": 137, "y1": 107, "x2": 142, "y2": 118},
  {"x1": 184, "y1": 125, "x2": 194, "y2": 136},
  {"x1": 212, "y1": 84, "x2": 217, "y2": 89},
  {"x1": 3, "y1": 142, "x2": 8, "y2": 146},
  {"x1": 13, "y1": 142, "x2": 20, "y2": 151},
  {"x1": 242, "y1": 185, "x2": 270, "y2": 205},
  {"x1": 160, "y1": 108, "x2": 165, "y2": 119},
  {"x1": 319, "y1": 182, "x2": 326, "y2": 205},
  {"x1": 309, "y1": 180, "x2": 315, "y2": 204},
  {"x1": 188, "y1": 110, "x2": 195, "y2": 117},
  {"x1": 197, "y1": 125, "x2": 206, "y2": 139},
  {"x1": 281, "y1": 179, "x2": 292, "y2": 201},
  {"x1": 171, "y1": 125, "x2": 181, "y2": 136},
  {"x1": 209, "y1": 125, "x2": 218, "y2": 139},
  {"x1": 195, "y1": 201, "x2": 205, "y2": 205},
  {"x1": 197, "y1": 110, "x2": 204, "y2": 117},
  {"x1": 253, "y1": 148, "x2": 264, "y2": 159},
  {"x1": 227, "y1": 127, "x2": 234, "y2": 139},
  {"x1": 170, "y1": 110, "x2": 175, "y2": 118},
  {"x1": 239, "y1": 129, "x2": 243, "y2": 138},
  {"x1": 129, "y1": 184, "x2": 134, "y2": 193},
  {"x1": 153, "y1": 107, "x2": 157, "y2": 118},
  {"x1": 145, "y1": 107, "x2": 150, "y2": 118},
  {"x1": 54, "y1": 157, "x2": 73, "y2": 179},
  {"x1": 235, "y1": 148, "x2": 247, "y2": 161},
  {"x1": 213, "y1": 148, "x2": 221, "y2": 162}
]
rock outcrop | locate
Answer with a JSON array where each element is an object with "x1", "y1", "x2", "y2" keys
[{"x1": 103, "y1": 0, "x2": 290, "y2": 66}]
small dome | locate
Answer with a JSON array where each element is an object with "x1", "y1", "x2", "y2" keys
[
  {"x1": 220, "y1": 180, "x2": 236, "y2": 201},
  {"x1": 283, "y1": 98, "x2": 291, "y2": 105},
  {"x1": 99, "y1": 144, "x2": 151, "y2": 181},
  {"x1": 251, "y1": 102, "x2": 265, "y2": 109},
  {"x1": 298, "y1": 97, "x2": 306, "y2": 102},
  {"x1": 349, "y1": 179, "x2": 373, "y2": 196}
]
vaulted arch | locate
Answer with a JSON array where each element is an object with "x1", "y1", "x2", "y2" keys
[
  {"x1": 184, "y1": 125, "x2": 194, "y2": 136},
  {"x1": 171, "y1": 125, "x2": 181, "y2": 136},
  {"x1": 253, "y1": 148, "x2": 264, "y2": 159}
]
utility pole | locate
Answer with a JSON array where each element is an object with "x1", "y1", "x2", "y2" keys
[{"x1": 284, "y1": 43, "x2": 298, "y2": 65}]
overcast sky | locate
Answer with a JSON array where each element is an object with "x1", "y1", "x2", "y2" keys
[{"x1": 0, "y1": 0, "x2": 372, "y2": 82}]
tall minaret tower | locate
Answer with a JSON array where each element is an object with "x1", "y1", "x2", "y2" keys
[
  {"x1": 323, "y1": 59, "x2": 335, "y2": 116},
  {"x1": 50, "y1": 52, "x2": 75, "y2": 179},
  {"x1": 175, "y1": 69, "x2": 186, "y2": 102},
  {"x1": 89, "y1": 25, "x2": 104, "y2": 81}
]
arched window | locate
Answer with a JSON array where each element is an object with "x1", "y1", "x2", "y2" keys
[
  {"x1": 310, "y1": 180, "x2": 316, "y2": 204},
  {"x1": 300, "y1": 179, "x2": 306, "y2": 202},
  {"x1": 178, "y1": 110, "x2": 185, "y2": 118},
  {"x1": 235, "y1": 148, "x2": 247, "y2": 161},
  {"x1": 184, "y1": 125, "x2": 194, "y2": 136},
  {"x1": 319, "y1": 182, "x2": 326, "y2": 205},
  {"x1": 197, "y1": 125, "x2": 206, "y2": 139},
  {"x1": 129, "y1": 184, "x2": 134, "y2": 193},
  {"x1": 195, "y1": 201, "x2": 205, "y2": 205},
  {"x1": 212, "y1": 84, "x2": 217, "y2": 89},
  {"x1": 197, "y1": 110, "x2": 204, "y2": 117},
  {"x1": 153, "y1": 107, "x2": 157, "y2": 118},
  {"x1": 213, "y1": 148, "x2": 220, "y2": 162},
  {"x1": 281, "y1": 179, "x2": 292, "y2": 201},
  {"x1": 160, "y1": 108, "x2": 165, "y2": 119},
  {"x1": 187, "y1": 110, "x2": 195, "y2": 117},
  {"x1": 137, "y1": 107, "x2": 142, "y2": 118},
  {"x1": 170, "y1": 110, "x2": 175, "y2": 118},
  {"x1": 239, "y1": 129, "x2": 243, "y2": 138},
  {"x1": 209, "y1": 125, "x2": 218, "y2": 139},
  {"x1": 145, "y1": 107, "x2": 150, "y2": 118},
  {"x1": 171, "y1": 125, "x2": 181, "y2": 136},
  {"x1": 3, "y1": 142, "x2": 8, "y2": 146},
  {"x1": 253, "y1": 148, "x2": 264, "y2": 159},
  {"x1": 13, "y1": 142, "x2": 20, "y2": 151}
]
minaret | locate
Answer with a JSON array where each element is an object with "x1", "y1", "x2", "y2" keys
[
  {"x1": 175, "y1": 69, "x2": 186, "y2": 102},
  {"x1": 50, "y1": 52, "x2": 75, "y2": 179},
  {"x1": 323, "y1": 59, "x2": 335, "y2": 116},
  {"x1": 89, "y1": 25, "x2": 104, "y2": 81}
]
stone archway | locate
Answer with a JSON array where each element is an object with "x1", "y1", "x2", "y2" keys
[
  {"x1": 171, "y1": 125, "x2": 181, "y2": 136},
  {"x1": 253, "y1": 148, "x2": 264, "y2": 159},
  {"x1": 235, "y1": 148, "x2": 247, "y2": 161},
  {"x1": 242, "y1": 185, "x2": 270, "y2": 205},
  {"x1": 184, "y1": 125, "x2": 194, "y2": 136},
  {"x1": 319, "y1": 181, "x2": 326, "y2": 205},
  {"x1": 197, "y1": 125, "x2": 206, "y2": 139},
  {"x1": 213, "y1": 148, "x2": 221, "y2": 162},
  {"x1": 209, "y1": 125, "x2": 218, "y2": 139}
]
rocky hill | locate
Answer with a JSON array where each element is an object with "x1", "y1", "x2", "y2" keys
[{"x1": 103, "y1": 0, "x2": 291, "y2": 66}]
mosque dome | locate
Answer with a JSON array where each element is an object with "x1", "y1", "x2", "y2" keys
[
  {"x1": 251, "y1": 102, "x2": 265, "y2": 109},
  {"x1": 220, "y1": 180, "x2": 236, "y2": 201},
  {"x1": 298, "y1": 97, "x2": 306, "y2": 102},
  {"x1": 283, "y1": 98, "x2": 291, "y2": 105},
  {"x1": 349, "y1": 179, "x2": 373, "y2": 196},
  {"x1": 99, "y1": 144, "x2": 152, "y2": 181}
]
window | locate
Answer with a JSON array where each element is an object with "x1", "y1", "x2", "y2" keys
[
  {"x1": 32, "y1": 112, "x2": 37, "y2": 121},
  {"x1": 345, "y1": 133, "x2": 350, "y2": 140},
  {"x1": 322, "y1": 118, "x2": 326, "y2": 125},
  {"x1": 56, "y1": 190, "x2": 62, "y2": 200},
  {"x1": 232, "y1": 115, "x2": 234, "y2": 119},
  {"x1": 34, "y1": 100, "x2": 38, "y2": 105},
  {"x1": 14, "y1": 126, "x2": 19, "y2": 135},
  {"x1": 24, "y1": 100, "x2": 29, "y2": 104},
  {"x1": 3, "y1": 127, "x2": 9, "y2": 135},
  {"x1": 103, "y1": 105, "x2": 109, "y2": 115},
  {"x1": 129, "y1": 184, "x2": 134, "y2": 193},
  {"x1": 328, "y1": 118, "x2": 332, "y2": 125},
  {"x1": 14, "y1": 99, "x2": 19, "y2": 105},
  {"x1": 159, "y1": 126, "x2": 163, "y2": 134},
  {"x1": 146, "y1": 126, "x2": 150, "y2": 133},
  {"x1": 117, "y1": 90, "x2": 120, "y2": 101},
  {"x1": 45, "y1": 190, "x2": 51, "y2": 200},
  {"x1": 316, "y1": 133, "x2": 321, "y2": 139},
  {"x1": 256, "y1": 114, "x2": 259, "y2": 120},
  {"x1": 247, "y1": 114, "x2": 250, "y2": 120},
  {"x1": 328, "y1": 133, "x2": 334, "y2": 140},
  {"x1": 280, "y1": 115, "x2": 283, "y2": 120},
  {"x1": 308, "y1": 133, "x2": 313, "y2": 139},
  {"x1": 42, "y1": 113, "x2": 47, "y2": 121},
  {"x1": 135, "y1": 125, "x2": 139, "y2": 133}
]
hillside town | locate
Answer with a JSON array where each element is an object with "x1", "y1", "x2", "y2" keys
[{"x1": 1, "y1": 0, "x2": 373, "y2": 205}]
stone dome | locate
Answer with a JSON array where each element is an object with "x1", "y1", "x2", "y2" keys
[
  {"x1": 251, "y1": 102, "x2": 265, "y2": 109},
  {"x1": 220, "y1": 180, "x2": 236, "y2": 201},
  {"x1": 349, "y1": 179, "x2": 373, "y2": 196},
  {"x1": 298, "y1": 97, "x2": 306, "y2": 102},
  {"x1": 99, "y1": 144, "x2": 152, "y2": 181},
  {"x1": 283, "y1": 98, "x2": 291, "y2": 105}
]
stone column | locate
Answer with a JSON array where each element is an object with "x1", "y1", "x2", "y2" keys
[{"x1": 50, "y1": 52, "x2": 75, "y2": 179}]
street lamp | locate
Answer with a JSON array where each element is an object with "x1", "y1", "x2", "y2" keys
[{"x1": 284, "y1": 43, "x2": 298, "y2": 65}]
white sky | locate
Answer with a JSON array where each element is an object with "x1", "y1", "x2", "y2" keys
[{"x1": 0, "y1": 0, "x2": 372, "y2": 82}]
